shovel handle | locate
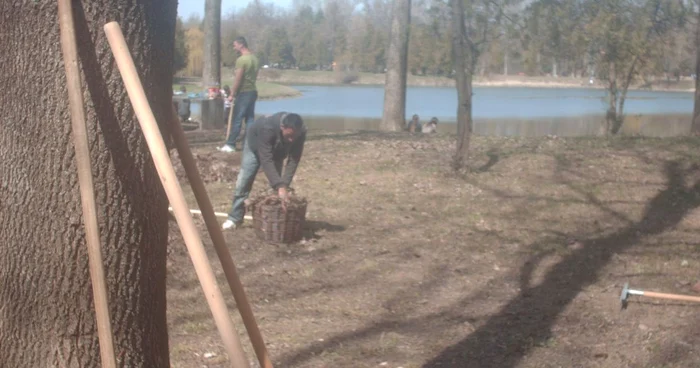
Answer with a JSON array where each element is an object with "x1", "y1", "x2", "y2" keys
[
  {"x1": 58, "y1": 1, "x2": 117, "y2": 367},
  {"x1": 643, "y1": 291, "x2": 700, "y2": 303}
]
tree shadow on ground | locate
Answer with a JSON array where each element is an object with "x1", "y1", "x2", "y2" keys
[
  {"x1": 274, "y1": 157, "x2": 700, "y2": 367},
  {"x1": 422, "y1": 159, "x2": 700, "y2": 368},
  {"x1": 475, "y1": 149, "x2": 500, "y2": 172}
]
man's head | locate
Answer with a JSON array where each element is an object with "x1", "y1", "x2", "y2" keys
[
  {"x1": 233, "y1": 37, "x2": 248, "y2": 53},
  {"x1": 280, "y1": 113, "x2": 305, "y2": 143}
]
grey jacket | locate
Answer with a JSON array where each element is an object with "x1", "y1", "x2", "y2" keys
[{"x1": 247, "y1": 112, "x2": 306, "y2": 190}]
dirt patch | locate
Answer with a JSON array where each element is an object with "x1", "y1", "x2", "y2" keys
[
  {"x1": 166, "y1": 131, "x2": 700, "y2": 368},
  {"x1": 172, "y1": 150, "x2": 240, "y2": 184}
]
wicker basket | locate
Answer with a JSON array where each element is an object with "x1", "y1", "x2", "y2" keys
[{"x1": 250, "y1": 196, "x2": 307, "y2": 244}]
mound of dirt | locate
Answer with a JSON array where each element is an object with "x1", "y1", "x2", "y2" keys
[
  {"x1": 247, "y1": 192, "x2": 308, "y2": 210},
  {"x1": 171, "y1": 150, "x2": 240, "y2": 184}
]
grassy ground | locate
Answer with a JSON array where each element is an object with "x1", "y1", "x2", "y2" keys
[
  {"x1": 173, "y1": 78, "x2": 301, "y2": 100},
  {"x1": 257, "y1": 69, "x2": 695, "y2": 92},
  {"x1": 167, "y1": 131, "x2": 700, "y2": 367}
]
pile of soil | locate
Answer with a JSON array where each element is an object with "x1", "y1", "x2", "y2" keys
[
  {"x1": 245, "y1": 188, "x2": 307, "y2": 210},
  {"x1": 171, "y1": 150, "x2": 240, "y2": 184},
  {"x1": 182, "y1": 130, "x2": 225, "y2": 145}
]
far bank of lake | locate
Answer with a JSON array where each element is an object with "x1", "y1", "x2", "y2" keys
[
  {"x1": 252, "y1": 85, "x2": 693, "y2": 121},
  {"x1": 186, "y1": 84, "x2": 694, "y2": 137}
]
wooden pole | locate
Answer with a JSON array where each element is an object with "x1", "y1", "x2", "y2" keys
[
  {"x1": 103, "y1": 21, "x2": 250, "y2": 368},
  {"x1": 57, "y1": 2, "x2": 117, "y2": 367},
  {"x1": 642, "y1": 291, "x2": 700, "y2": 303},
  {"x1": 226, "y1": 97, "x2": 234, "y2": 142},
  {"x1": 169, "y1": 104, "x2": 274, "y2": 368}
]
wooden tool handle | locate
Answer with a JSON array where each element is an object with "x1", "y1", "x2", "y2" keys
[
  {"x1": 58, "y1": 1, "x2": 117, "y2": 367},
  {"x1": 226, "y1": 98, "x2": 235, "y2": 141},
  {"x1": 103, "y1": 21, "x2": 250, "y2": 368},
  {"x1": 644, "y1": 291, "x2": 700, "y2": 303},
  {"x1": 169, "y1": 104, "x2": 274, "y2": 368}
]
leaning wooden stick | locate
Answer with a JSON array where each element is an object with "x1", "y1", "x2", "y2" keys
[
  {"x1": 103, "y1": 21, "x2": 250, "y2": 368},
  {"x1": 226, "y1": 97, "x2": 235, "y2": 141},
  {"x1": 169, "y1": 104, "x2": 274, "y2": 368},
  {"x1": 57, "y1": 2, "x2": 117, "y2": 367}
]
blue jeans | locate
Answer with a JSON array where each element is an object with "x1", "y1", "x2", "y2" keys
[
  {"x1": 227, "y1": 123, "x2": 284, "y2": 223},
  {"x1": 225, "y1": 90, "x2": 257, "y2": 147}
]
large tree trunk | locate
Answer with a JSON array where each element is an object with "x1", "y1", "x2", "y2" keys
[
  {"x1": 451, "y1": 0, "x2": 472, "y2": 170},
  {"x1": 202, "y1": 0, "x2": 222, "y2": 89},
  {"x1": 0, "y1": 1, "x2": 175, "y2": 366},
  {"x1": 692, "y1": 9, "x2": 700, "y2": 134},
  {"x1": 381, "y1": 0, "x2": 411, "y2": 131}
]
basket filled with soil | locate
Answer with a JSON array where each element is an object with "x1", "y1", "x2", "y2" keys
[{"x1": 248, "y1": 192, "x2": 307, "y2": 244}]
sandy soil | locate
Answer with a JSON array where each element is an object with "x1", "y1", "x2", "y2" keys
[{"x1": 167, "y1": 130, "x2": 700, "y2": 368}]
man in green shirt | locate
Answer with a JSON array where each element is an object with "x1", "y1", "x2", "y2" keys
[{"x1": 219, "y1": 36, "x2": 259, "y2": 152}]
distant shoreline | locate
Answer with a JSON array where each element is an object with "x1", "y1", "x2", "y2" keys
[
  {"x1": 256, "y1": 69, "x2": 695, "y2": 94},
  {"x1": 172, "y1": 80, "x2": 301, "y2": 100},
  {"x1": 173, "y1": 70, "x2": 694, "y2": 103}
]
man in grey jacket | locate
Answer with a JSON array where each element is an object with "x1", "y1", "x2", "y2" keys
[{"x1": 222, "y1": 112, "x2": 306, "y2": 230}]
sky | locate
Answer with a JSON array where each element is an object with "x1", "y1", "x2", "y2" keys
[{"x1": 177, "y1": 0, "x2": 294, "y2": 19}]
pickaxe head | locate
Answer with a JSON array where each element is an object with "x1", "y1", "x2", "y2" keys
[{"x1": 620, "y1": 282, "x2": 630, "y2": 310}]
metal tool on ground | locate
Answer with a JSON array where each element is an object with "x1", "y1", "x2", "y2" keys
[
  {"x1": 58, "y1": 1, "x2": 117, "y2": 367},
  {"x1": 104, "y1": 21, "x2": 250, "y2": 368},
  {"x1": 169, "y1": 104, "x2": 274, "y2": 368},
  {"x1": 620, "y1": 282, "x2": 700, "y2": 309}
]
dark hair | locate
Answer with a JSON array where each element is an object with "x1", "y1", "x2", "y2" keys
[
  {"x1": 412, "y1": 114, "x2": 419, "y2": 120},
  {"x1": 233, "y1": 36, "x2": 248, "y2": 48},
  {"x1": 179, "y1": 85, "x2": 187, "y2": 92},
  {"x1": 281, "y1": 113, "x2": 304, "y2": 131},
  {"x1": 430, "y1": 117, "x2": 438, "y2": 124}
]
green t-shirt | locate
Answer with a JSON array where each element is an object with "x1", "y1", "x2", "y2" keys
[{"x1": 235, "y1": 54, "x2": 259, "y2": 93}]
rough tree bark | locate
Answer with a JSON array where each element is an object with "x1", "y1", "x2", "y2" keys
[
  {"x1": 692, "y1": 8, "x2": 700, "y2": 134},
  {"x1": 0, "y1": 1, "x2": 175, "y2": 366},
  {"x1": 451, "y1": 0, "x2": 473, "y2": 170},
  {"x1": 203, "y1": 0, "x2": 222, "y2": 89},
  {"x1": 381, "y1": 0, "x2": 411, "y2": 131}
]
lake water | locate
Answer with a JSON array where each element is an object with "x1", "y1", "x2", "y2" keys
[{"x1": 246, "y1": 85, "x2": 693, "y2": 121}]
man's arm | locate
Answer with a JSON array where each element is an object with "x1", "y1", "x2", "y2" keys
[
  {"x1": 257, "y1": 126, "x2": 286, "y2": 190},
  {"x1": 282, "y1": 132, "x2": 305, "y2": 187}
]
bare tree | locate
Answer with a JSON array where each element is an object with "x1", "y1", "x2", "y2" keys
[
  {"x1": 381, "y1": 0, "x2": 412, "y2": 131},
  {"x1": 450, "y1": 0, "x2": 512, "y2": 170},
  {"x1": 585, "y1": 0, "x2": 685, "y2": 135},
  {"x1": 451, "y1": 0, "x2": 472, "y2": 169},
  {"x1": 0, "y1": 0, "x2": 174, "y2": 366},
  {"x1": 692, "y1": 8, "x2": 700, "y2": 134},
  {"x1": 203, "y1": 0, "x2": 222, "y2": 88}
]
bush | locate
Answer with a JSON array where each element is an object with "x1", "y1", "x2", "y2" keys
[
  {"x1": 334, "y1": 70, "x2": 359, "y2": 84},
  {"x1": 258, "y1": 68, "x2": 281, "y2": 80}
]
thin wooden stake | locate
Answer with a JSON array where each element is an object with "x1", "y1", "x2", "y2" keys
[
  {"x1": 169, "y1": 104, "x2": 274, "y2": 368},
  {"x1": 57, "y1": 1, "x2": 117, "y2": 367},
  {"x1": 103, "y1": 21, "x2": 250, "y2": 368},
  {"x1": 226, "y1": 97, "x2": 235, "y2": 141}
]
